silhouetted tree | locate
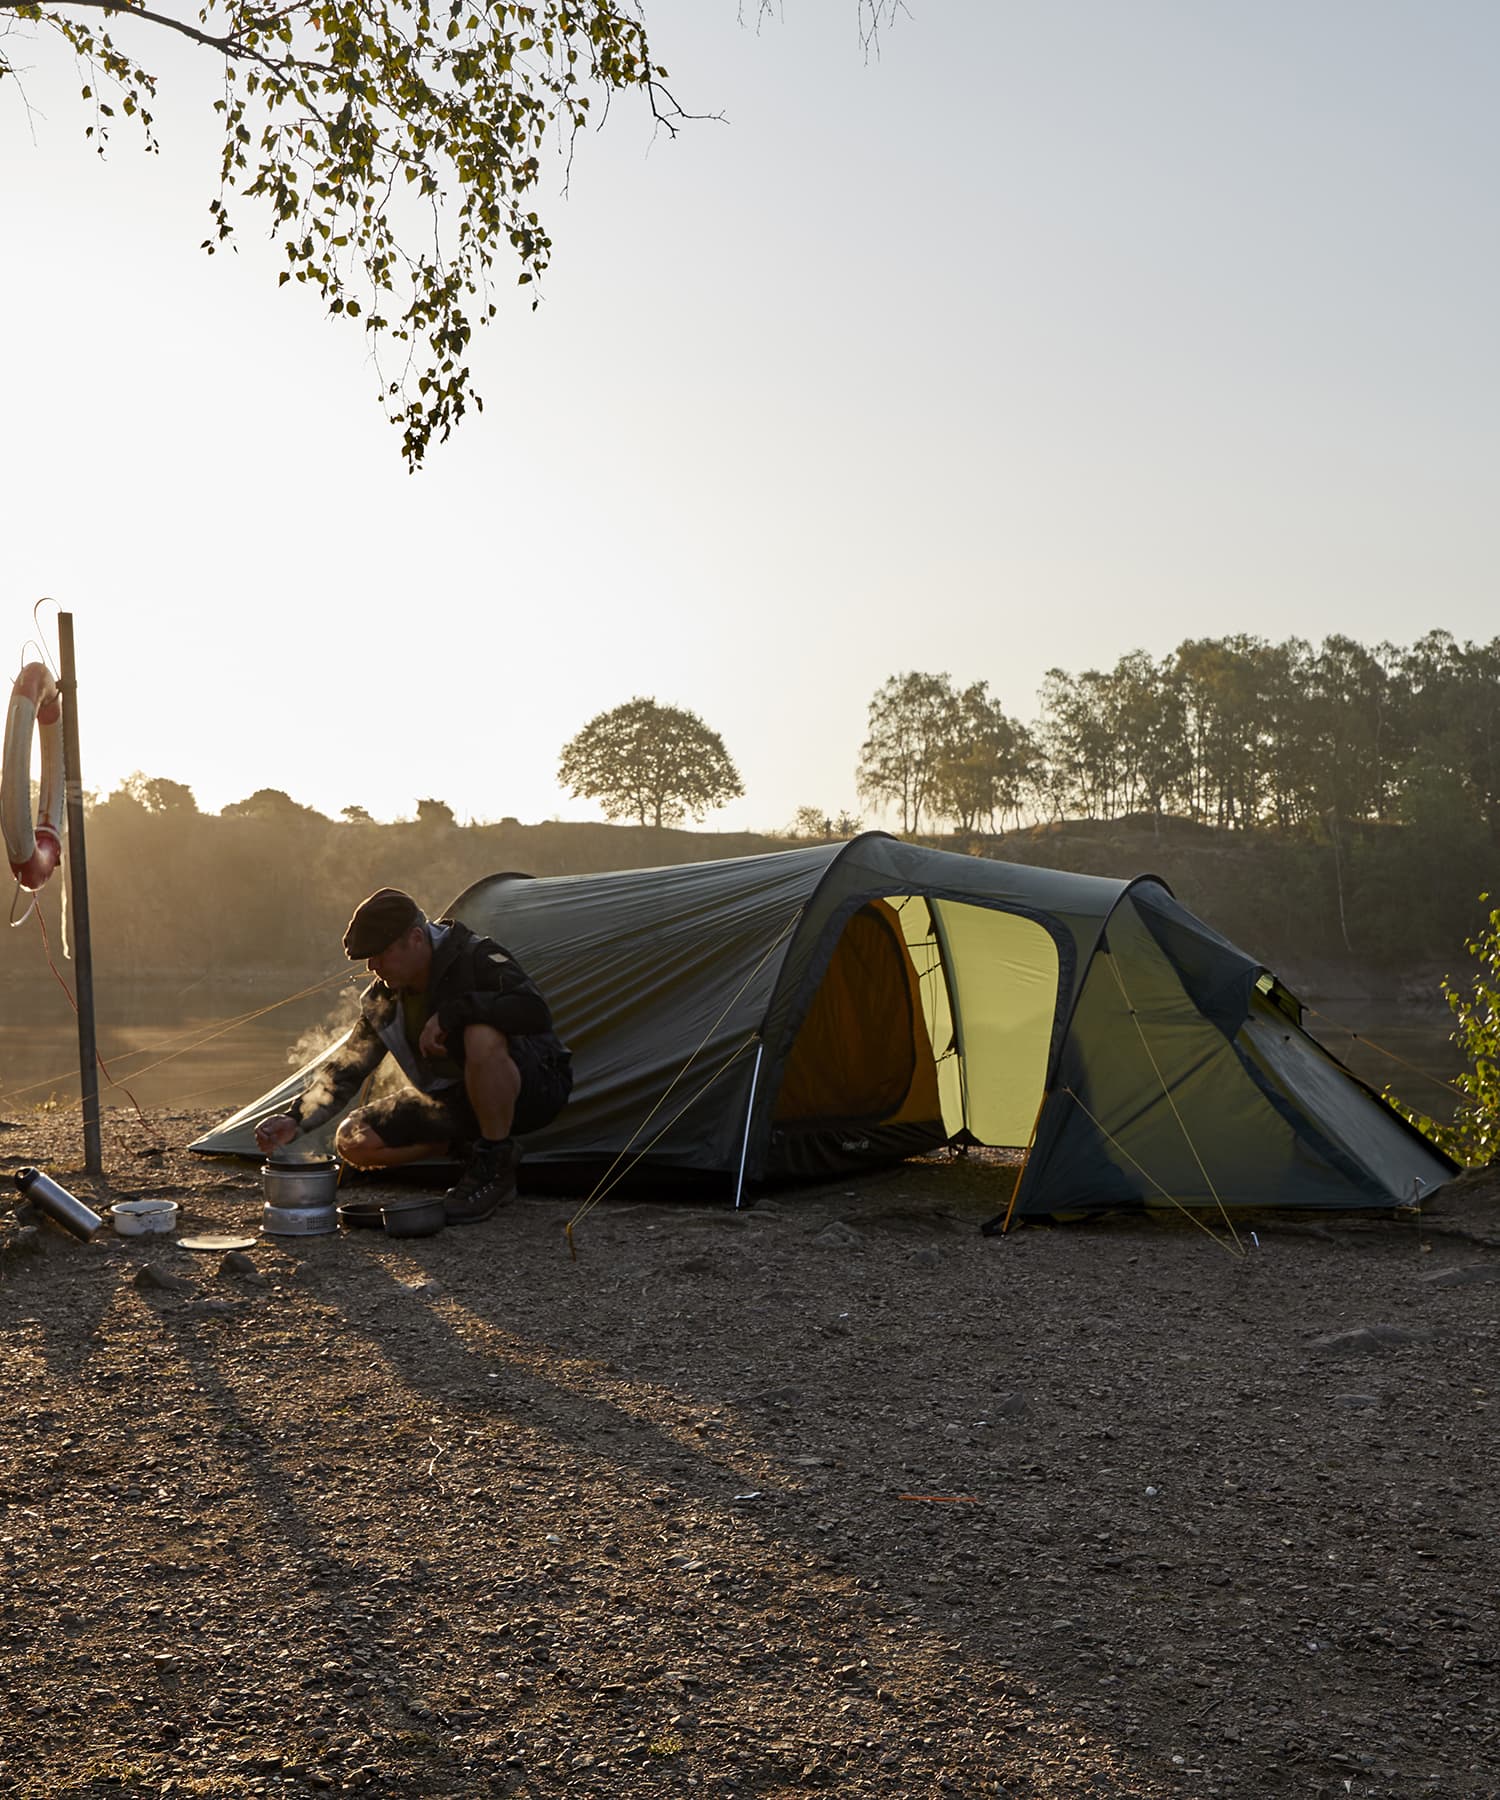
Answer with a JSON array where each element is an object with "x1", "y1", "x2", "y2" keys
[
  {"x1": 857, "y1": 672, "x2": 959, "y2": 835},
  {"x1": 118, "y1": 771, "x2": 200, "y2": 814},
  {"x1": 416, "y1": 798, "x2": 458, "y2": 829},
  {"x1": 558, "y1": 698, "x2": 743, "y2": 828},
  {"x1": 789, "y1": 806, "x2": 835, "y2": 839},
  {"x1": 220, "y1": 788, "x2": 328, "y2": 825},
  {"x1": 930, "y1": 682, "x2": 1032, "y2": 833}
]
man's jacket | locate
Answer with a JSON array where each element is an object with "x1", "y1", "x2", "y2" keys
[{"x1": 290, "y1": 920, "x2": 569, "y2": 1132}]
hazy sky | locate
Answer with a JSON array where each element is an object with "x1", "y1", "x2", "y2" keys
[{"x1": 3, "y1": 1, "x2": 1496, "y2": 832}]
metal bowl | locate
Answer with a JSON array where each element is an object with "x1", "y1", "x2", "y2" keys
[
  {"x1": 381, "y1": 1196, "x2": 447, "y2": 1238},
  {"x1": 336, "y1": 1197, "x2": 387, "y2": 1231}
]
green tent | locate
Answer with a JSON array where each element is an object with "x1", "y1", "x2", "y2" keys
[{"x1": 193, "y1": 834, "x2": 1456, "y2": 1215}]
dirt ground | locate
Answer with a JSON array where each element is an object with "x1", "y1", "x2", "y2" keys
[{"x1": 1, "y1": 1109, "x2": 1496, "y2": 1800}]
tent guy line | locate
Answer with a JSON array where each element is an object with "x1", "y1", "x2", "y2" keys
[{"x1": 1104, "y1": 952, "x2": 1244, "y2": 1253}]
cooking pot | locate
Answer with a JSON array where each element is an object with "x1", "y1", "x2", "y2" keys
[
  {"x1": 261, "y1": 1156, "x2": 339, "y2": 1210},
  {"x1": 381, "y1": 1196, "x2": 447, "y2": 1238}
]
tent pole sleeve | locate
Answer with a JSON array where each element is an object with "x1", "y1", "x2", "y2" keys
[{"x1": 733, "y1": 1040, "x2": 765, "y2": 1211}]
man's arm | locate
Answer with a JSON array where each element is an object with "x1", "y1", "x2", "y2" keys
[
  {"x1": 434, "y1": 949, "x2": 553, "y2": 1045},
  {"x1": 286, "y1": 1016, "x2": 388, "y2": 1133}
]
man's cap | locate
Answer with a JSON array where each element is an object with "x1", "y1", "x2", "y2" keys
[{"x1": 343, "y1": 888, "x2": 425, "y2": 959}]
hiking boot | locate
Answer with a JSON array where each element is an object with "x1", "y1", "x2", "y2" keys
[{"x1": 444, "y1": 1139, "x2": 519, "y2": 1224}]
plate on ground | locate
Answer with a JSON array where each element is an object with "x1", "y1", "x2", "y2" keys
[{"x1": 178, "y1": 1233, "x2": 259, "y2": 1252}]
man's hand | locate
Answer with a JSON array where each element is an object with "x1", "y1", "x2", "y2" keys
[
  {"x1": 255, "y1": 1114, "x2": 299, "y2": 1155},
  {"x1": 418, "y1": 1014, "x2": 447, "y2": 1059}
]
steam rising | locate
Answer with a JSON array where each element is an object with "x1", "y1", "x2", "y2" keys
[{"x1": 288, "y1": 987, "x2": 362, "y2": 1071}]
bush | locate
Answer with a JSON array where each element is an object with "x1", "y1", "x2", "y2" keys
[{"x1": 1389, "y1": 894, "x2": 1500, "y2": 1167}]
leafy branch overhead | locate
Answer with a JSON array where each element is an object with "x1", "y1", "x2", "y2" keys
[{"x1": 1, "y1": 0, "x2": 679, "y2": 466}]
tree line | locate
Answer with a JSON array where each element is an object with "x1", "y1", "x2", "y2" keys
[
  {"x1": 10, "y1": 636, "x2": 1494, "y2": 983},
  {"x1": 847, "y1": 632, "x2": 1500, "y2": 842}
]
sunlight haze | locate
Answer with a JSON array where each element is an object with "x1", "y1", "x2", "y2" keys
[{"x1": 2, "y1": 1, "x2": 1495, "y2": 830}]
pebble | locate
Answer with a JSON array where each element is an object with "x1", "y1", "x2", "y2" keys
[{"x1": 132, "y1": 1263, "x2": 191, "y2": 1295}]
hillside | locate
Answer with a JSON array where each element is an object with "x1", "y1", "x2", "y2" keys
[{"x1": 4, "y1": 811, "x2": 1490, "y2": 996}]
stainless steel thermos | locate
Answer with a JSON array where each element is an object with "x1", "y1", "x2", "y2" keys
[{"x1": 13, "y1": 1167, "x2": 104, "y2": 1240}]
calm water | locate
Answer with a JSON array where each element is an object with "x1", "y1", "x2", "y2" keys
[
  {"x1": 0, "y1": 977, "x2": 1464, "y2": 1129},
  {"x1": 0, "y1": 977, "x2": 362, "y2": 1119},
  {"x1": 1302, "y1": 1001, "x2": 1463, "y2": 1123}
]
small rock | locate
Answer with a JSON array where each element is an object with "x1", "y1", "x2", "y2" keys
[
  {"x1": 814, "y1": 1222, "x2": 860, "y2": 1249},
  {"x1": 133, "y1": 1263, "x2": 192, "y2": 1295},
  {"x1": 217, "y1": 1250, "x2": 262, "y2": 1279},
  {"x1": 397, "y1": 1277, "x2": 441, "y2": 1296},
  {"x1": 911, "y1": 1248, "x2": 940, "y2": 1269},
  {"x1": 994, "y1": 1392, "x2": 1028, "y2": 1418},
  {"x1": 4, "y1": 1225, "x2": 45, "y2": 1259},
  {"x1": 1333, "y1": 1393, "x2": 1380, "y2": 1409}
]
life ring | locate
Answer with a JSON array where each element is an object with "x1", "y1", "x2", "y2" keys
[{"x1": 2, "y1": 663, "x2": 64, "y2": 890}]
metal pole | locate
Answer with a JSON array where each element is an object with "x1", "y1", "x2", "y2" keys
[
  {"x1": 57, "y1": 612, "x2": 102, "y2": 1176},
  {"x1": 732, "y1": 1040, "x2": 764, "y2": 1211}
]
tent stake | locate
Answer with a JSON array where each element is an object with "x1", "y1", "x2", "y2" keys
[{"x1": 732, "y1": 1040, "x2": 764, "y2": 1210}]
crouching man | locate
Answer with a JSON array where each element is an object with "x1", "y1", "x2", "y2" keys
[{"x1": 255, "y1": 888, "x2": 572, "y2": 1223}]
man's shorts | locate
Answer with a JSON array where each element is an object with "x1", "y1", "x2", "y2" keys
[{"x1": 357, "y1": 1039, "x2": 573, "y2": 1149}]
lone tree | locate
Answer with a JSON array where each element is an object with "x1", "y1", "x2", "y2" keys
[
  {"x1": 3, "y1": 0, "x2": 680, "y2": 467},
  {"x1": 558, "y1": 697, "x2": 742, "y2": 828}
]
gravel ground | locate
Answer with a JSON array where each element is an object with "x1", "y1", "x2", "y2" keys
[{"x1": 1, "y1": 1109, "x2": 1497, "y2": 1800}]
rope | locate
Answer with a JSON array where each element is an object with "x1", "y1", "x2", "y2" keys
[
  {"x1": 1301, "y1": 1003, "x2": 1464, "y2": 1100},
  {"x1": 0, "y1": 945, "x2": 357, "y2": 1111},
  {"x1": 1061, "y1": 1085, "x2": 1245, "y2": 1257},
  {"x1": 1104, "y1": 955, "x2": 1244, "y2": 1254},
  {"x1": 8, "y1": 878, "x2": 38, "y2": 929},
  {"x1": 26, "y1": 597, "x2": 61, "y2": 680},
  {"x1": 563, "y1": 905, "x2": 804, "y2": 1248},
  {"x1": 28, "y1": 902, "x2": 154, "y2": 1136},
  {"x1": 565, "y1": 1034, "x2": 761, "y2": 1255}
]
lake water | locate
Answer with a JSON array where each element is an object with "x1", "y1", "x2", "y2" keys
[
  {"x1": 1301, "y1": 1001, "x2": 1462, "y2": 1123},
  {"x1": 0, "y1": 977, "x2": 1464, "y2": 1130},
  {"x1": 0, "y1": 976, "x2": 362, "y2": 1120}
]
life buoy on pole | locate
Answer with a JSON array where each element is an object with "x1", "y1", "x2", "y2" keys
[{"x1": 2, "y1": 662, "x2": 65, "y2": 891}]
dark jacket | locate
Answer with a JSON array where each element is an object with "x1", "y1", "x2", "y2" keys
[{"x1": 290, "y1": 919, "x2": 568, "y2": 1132}]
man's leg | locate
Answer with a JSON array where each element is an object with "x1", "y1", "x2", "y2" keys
[
  {"x1": 444, "y1": 1025, "x2": 524, "y2": 1223},
  {"x1": 333, "y1": 1091, "x2": 463, "y2": 1170},
  {"x1": 334, "y1": 1111, "x2": 449, "y2": 1171},
  {"x1": 459, "y1": 1024, "x2": 522, "y2": 1139}
]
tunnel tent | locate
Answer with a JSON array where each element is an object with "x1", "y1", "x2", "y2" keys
[{"x1": 193, "y1": 833, "x2": 1457, "y2": 1217}]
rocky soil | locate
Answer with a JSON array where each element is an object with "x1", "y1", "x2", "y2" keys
[{"x1": 1, "y1": 1110, "x2": 1496, "y2": 1800}]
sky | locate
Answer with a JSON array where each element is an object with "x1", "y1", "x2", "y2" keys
[{"x1": 2, "y1": 1, "x2": 1496, "y2": 832}]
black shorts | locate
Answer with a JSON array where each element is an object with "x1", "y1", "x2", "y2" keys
[{"x1": 356, "y1": 1039, "x2": 572, "y2": 1149}]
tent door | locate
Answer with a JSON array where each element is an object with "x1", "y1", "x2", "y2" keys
[{"x1": 772, "y1": 899, "x2": 940, "y2": 1126}]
